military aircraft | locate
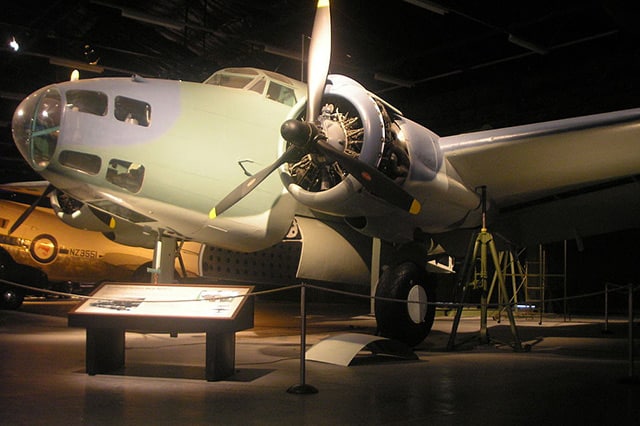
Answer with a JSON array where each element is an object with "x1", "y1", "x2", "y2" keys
[
  {"x1": 0, "y1": 196, "x2": 201, "y2": 308},
  {"x1": 8, "y1": 0, "x2": 640, "y2": 345}
]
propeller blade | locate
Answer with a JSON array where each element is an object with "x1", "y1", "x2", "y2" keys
[
  {"x1": 209, "y1": 1, "x2": 331, "y2": 218},
  {"x1": 315, "y1": 139, "x2": 421, "y2": 215},
  {"x1": 306, "y1": 0, "x2": 331, "y2": 122},
  {"x1": 211, "y1": 0, "x2": 417, "y2": 217},
  {"x1": 209, "y1": 145, "x2": 301, "y2": 219},
  {"x1": 9, "y1": 184, "x2": 55, "y2": 234}
]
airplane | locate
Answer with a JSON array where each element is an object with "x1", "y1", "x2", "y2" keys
[
  {"x1": 0, "y1": 195, "x2": 201, "y2": 309},
  {"x1": 7, "y1": 0, "x2": 640, "y2": 345}
]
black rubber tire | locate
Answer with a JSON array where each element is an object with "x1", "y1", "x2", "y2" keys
[
  {"x1": 0, "y1": 286, "x2": 25, "y2": 310},
  {"x1": 374, "y1": 262, "x2": 436, "y2": 347}
]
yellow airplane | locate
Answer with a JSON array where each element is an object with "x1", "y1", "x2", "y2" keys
[
  {"x1": 7, "y1": 0, "x2": 640, "y2": 345},
  {"x1": 0, "y1": 197, "x2": 200, "y2": 308}
]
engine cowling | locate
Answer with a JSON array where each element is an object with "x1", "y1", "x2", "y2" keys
[{"x1": 279, "y1": 74, "x2": 442, "y2": 218}]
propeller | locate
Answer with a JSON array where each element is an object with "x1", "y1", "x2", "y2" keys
[
  {"x1": 306, "y1": 0, "x2": 331, "y2": 123},
  {"x1": 209, "y1": 0, "x2": 421, "y2": 219},
  {"x1": 9, "y1": 183, "x2": 55, "y2": 234}
]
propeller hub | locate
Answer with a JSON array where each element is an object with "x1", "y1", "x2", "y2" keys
[{"x1": 280, "y1": 119, "x2": 319, "y2": 148}]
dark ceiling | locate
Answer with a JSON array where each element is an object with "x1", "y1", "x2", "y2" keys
[{"x1": 2, "y1": 0, "x2": 640, "y2": 182}]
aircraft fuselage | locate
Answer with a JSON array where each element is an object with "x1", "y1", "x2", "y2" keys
[{"x1": 13, "y1": 72, "x2": 304, "y2": 252}]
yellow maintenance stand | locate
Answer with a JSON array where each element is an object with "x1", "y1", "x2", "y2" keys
[{"x1": 447, "y1": 187, "x2": 528, "y2": 352}]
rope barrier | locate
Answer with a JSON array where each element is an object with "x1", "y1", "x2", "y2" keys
[
  {"x1": 0, "y1": 278, "x2": 301, "y2": 303},
  {"x1": 2, "y1": 276, "x2": 638, "y2": 309}
]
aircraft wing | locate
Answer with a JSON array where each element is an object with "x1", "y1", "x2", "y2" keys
[
  {"x1": 0, "y1": 181, "x2": 52, "y2": 197},
  {"x1": 439, "y1": 108, "x2": 640, "y2": 246}
]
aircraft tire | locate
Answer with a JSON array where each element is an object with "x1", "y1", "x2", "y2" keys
[
  {"x1": 374, "y1": 261, "x2": 435, "y2": 347},
  {"x1": 0, "y1": 286, "x2": 25, "y2": 310}
]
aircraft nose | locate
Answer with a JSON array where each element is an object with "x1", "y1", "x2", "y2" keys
[{"x1": 12, "y1": 86, "x2": 62, "y2": 171}]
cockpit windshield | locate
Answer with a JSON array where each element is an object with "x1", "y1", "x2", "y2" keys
[
  {"x1": 204, "y1": 67, "x2": 304, "y2": 107},
  {"x1": 204, "y1": 68, "x2": 259, "y2": 88}
]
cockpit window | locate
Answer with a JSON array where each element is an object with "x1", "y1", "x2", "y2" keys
[
  {"x1": 206, "y1": 73, "x2": 254, "y2": 89},
  {"x1": 204, "y1": 68, "x2": 259, "y2": 89},
  {"x1": 248, "y1": 78, "x2": 266, "y2": 95},
  {"x1": 203, "y1": 68, "x2": 302, "y2": 106},
  {"x1": 114, "y1": 96, "x2": 151, "y2": 127},
  {"x1": 266, "y1": 82, "x2": 296, "y2": 106},
  {"x1": 65, "y1": 90, "x2": 108, "y2": 116},
  {"x1": 106, "y1": 159, "x2": 145, "y2": 193}
]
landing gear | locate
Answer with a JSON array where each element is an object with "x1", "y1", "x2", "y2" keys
[{"x1": 374, "y1": 262, "x2": 435, "y2": 347}]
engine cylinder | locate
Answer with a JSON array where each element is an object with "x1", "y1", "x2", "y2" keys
[{"x1": 279, "y1": 75, "x2": 389, "y2": 217}]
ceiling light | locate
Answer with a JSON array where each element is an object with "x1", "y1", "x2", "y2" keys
[{"x1": 9, "y1": 36, "x2": 19, "y2": 52}]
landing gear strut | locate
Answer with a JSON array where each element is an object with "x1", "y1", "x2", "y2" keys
[{"x1": 149, "y1": 234, "x2": 177, "y2": 283}]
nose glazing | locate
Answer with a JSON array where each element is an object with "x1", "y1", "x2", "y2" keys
[{"x1": 12, "y1": 86, "x2": 62, "y2": 171}]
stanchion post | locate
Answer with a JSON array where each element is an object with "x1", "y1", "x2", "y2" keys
[
  {"x1": 627, "y1": 283, "x2": 634, "y2": 380},
  {"x1": 619, "y1": 282, "x2": 639, "y2": 385},
  {"x1": 287, "y1": 283, "x2": 318, "y2": 394},
  {"x1": 603, "y1": 283, "x2": 610, "y2": 334}
]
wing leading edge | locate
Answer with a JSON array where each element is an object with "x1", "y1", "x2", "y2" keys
[{"x1": 439, "y1": 108, "x2": 640, "y2": 246}]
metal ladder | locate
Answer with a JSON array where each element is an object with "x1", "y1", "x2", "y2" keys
[
  {"x1": 524, "y1": 245, "x2": 546, "y2": 324},
  {"x1": 503, "y1": 243, "x2": 567, "y2": 323}
]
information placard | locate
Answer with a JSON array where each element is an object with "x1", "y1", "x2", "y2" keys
[
  {"x1": 72, "y1": 283, "x2": 252, "y2": 319},
  {"x1": 68, "y1": 283, "x2": 255, "y2": 380}
]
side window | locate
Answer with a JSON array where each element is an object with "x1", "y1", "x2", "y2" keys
[
  {"x1": 59, "y1": 150, "x2": 101, "y2": 175},
  {"x1": 114, "y1": 96, "x2": 151, "y2": 127},
  {"x1": 66, "y1": 90, "x2": 108, "y2": 116},
  {"x1": 266, "y1": 82, "x2": 296, "y2": 106},
  {"x1": 106, "y1": 159, "x2": 145, "y2": 193}
]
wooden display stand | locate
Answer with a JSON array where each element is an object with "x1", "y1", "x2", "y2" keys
[{"x1": 68, "y1": 283, "x2": 254, "y2": 381}]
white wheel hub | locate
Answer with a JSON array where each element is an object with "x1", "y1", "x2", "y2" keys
[{"x1": 407, "y1": 284, "x2": 427, "y2": 324}]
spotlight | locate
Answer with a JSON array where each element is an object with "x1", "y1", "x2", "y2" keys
[{"x1": 9, "y1": 36, "x2": 19, "y2": 52}]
